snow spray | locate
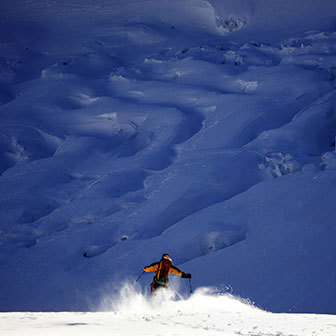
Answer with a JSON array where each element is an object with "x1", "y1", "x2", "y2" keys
[{"x1": 98, "y1": 282, "x2": 262, "y2": 315}]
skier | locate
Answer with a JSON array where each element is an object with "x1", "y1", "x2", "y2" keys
[{"x1": 143, "y1": 253, "x2": 191, "y2": 293}]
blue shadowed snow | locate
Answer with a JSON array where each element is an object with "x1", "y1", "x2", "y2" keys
[{"x1": 0, "y1": 0, "x2": 336, "y2": 313}]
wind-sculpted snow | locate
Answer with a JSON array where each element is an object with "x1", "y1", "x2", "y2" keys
[{"x1": 0, "y1": 0, "x2": 336, "y2": 315}]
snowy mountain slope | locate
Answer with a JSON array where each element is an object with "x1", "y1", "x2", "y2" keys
[{"x1": 0, "y1": 0, "x2": 336, "y2": 314}]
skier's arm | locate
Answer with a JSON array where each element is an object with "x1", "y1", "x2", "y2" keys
[
  {"x1": 169, "y1": 265, "x2": 183, "y2": 276},
  {"x1": 143, "y1": 262, "x2": 159, "y2": 272},
  {"x1": 170, "y1": 265, "x2": 192, "y2": 278}
]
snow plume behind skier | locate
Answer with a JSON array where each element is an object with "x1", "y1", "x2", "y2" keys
[
  {"x1": 99, "y1": 283, "x2": 260, "y2": 315},
  {"x1": 98, "y1": 254, "x2": 258, "y2": 315},
  {"x1": 143, "y1": 253, "x2": 191, "y2": 293}
]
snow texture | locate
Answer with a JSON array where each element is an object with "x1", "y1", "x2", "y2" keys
[
  {"x1": 2, "y1": 285, "x2": 336, "y2": 335},
  {"x1": 0, "y1": 0, "x2": 336, "y2": 322}
]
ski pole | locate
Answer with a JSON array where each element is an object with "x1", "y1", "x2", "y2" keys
[
  {"x1": 189, "y1": 278, "x2": 193, "y2": 294},
  {"x1": 135, "y1": 271, "x2": 145, "y2": 282}
]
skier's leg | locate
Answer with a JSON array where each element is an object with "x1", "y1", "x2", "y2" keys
[{"x1": 151, "y1": 279, "x2": 158, "y2": 293}]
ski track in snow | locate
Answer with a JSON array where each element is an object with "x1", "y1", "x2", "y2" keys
[{"x1": 0, "y1": 0, "x2": 336, "y2": 315}]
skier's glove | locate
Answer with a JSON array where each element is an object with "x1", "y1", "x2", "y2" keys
[{"x1": 182, "y1": 272, "x2": 192, "y2": 279}]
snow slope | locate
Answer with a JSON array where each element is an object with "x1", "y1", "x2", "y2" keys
[
  {"x1": 2, "y1": 287, "x2": 336, "y2": 336},
  {"x1": 0, "y1": 0, "x2": 336, "y2": 315}
]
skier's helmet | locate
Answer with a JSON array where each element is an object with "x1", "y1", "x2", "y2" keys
[{"x1": 162, "y1": 253, "x2": 172, "y2": 261}]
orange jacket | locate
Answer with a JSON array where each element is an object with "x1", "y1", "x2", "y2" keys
[{"x1": 143, "y1": 261, "x2": 183, "y2": 278}]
